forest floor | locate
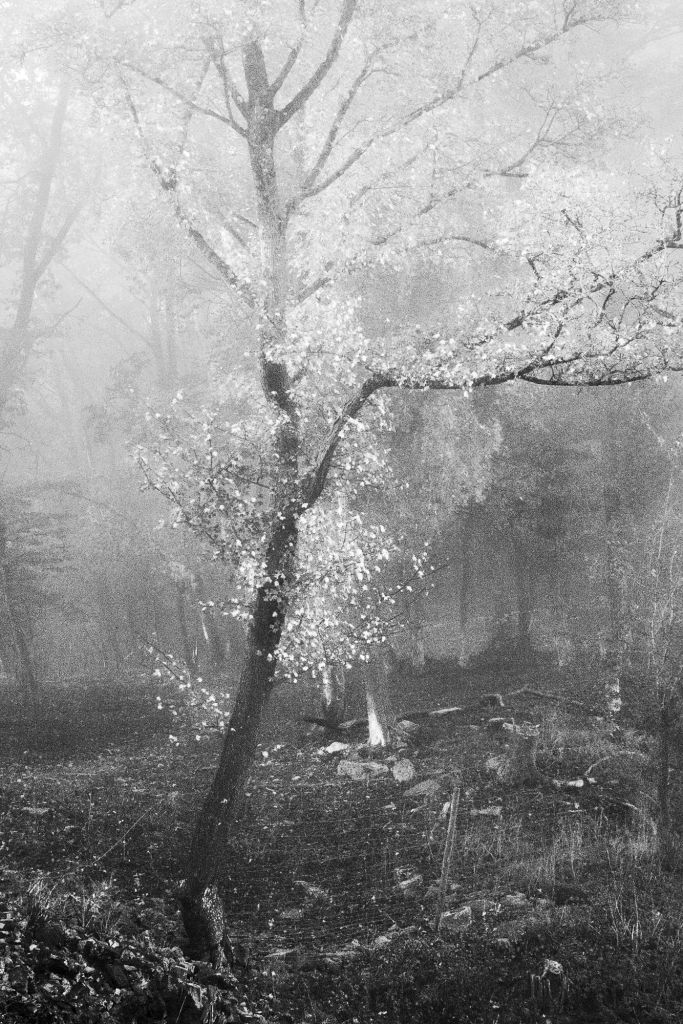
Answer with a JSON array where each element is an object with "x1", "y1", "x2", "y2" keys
[{"x1": 0, "y1": 696, "x2": 682, "y2": 1023}]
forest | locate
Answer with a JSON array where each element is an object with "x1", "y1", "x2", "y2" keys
[{"x1": 1, "y1": 0, "x2": 683, "y2": 1021}]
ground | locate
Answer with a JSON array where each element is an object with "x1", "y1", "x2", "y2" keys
[{"x1": 0, "y1": 692, "x2": 681, "y2": 1023}]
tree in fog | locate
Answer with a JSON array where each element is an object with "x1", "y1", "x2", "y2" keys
[
  {"x1": 79, "y1": 0, "x2": 683, "y2": 959},
  {"x1": 0, "y1": 12, "x2": 93, "y2": 705}
]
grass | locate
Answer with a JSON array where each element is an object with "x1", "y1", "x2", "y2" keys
[{"x1": 0, "y1": 695, "x2": 681, "y2": 1022}]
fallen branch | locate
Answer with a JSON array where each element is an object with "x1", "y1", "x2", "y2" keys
[
  {"x1": 505, "y1": 687, "x2": 591, "y2": 711},
  {"x1": 584, "y1": 750, "x2": 648, "y2": 777}
]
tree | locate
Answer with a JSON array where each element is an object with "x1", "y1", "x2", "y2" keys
[
  {"x1": 86, "y1": 0, "x2": 683, "y2": 961},
  {"x1": 0, "y1": 30, "x2": 89, "y2": 703},
  {"x1": 621, "y1": 423, "x2": 683, "y2": 862}
]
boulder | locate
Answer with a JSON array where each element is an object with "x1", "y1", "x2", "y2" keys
[
  {"x1": 403, "y1": 778, "x2": 441, "y2": 800},
  {"x1": 439, "y1": 905, "x2": 472, "y2": 935},
  {"x1": 392, "y1": 758, "x2": 416, "y2": 783}
]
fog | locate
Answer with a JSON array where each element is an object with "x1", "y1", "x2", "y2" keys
[{"x1": 0, "y1": 2, "x2": 682, "y2": 1020}]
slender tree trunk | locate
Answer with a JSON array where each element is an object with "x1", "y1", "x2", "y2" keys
[
  {"x1": 164, "y1": 284, "x2": 179, "y2": 386},
  {"x1": 180, "y1": 510, "x2": 299, "y2": 962},
  {"x1": 0, "y1": 521, "x2": 39, "y2": 715},
  {"x1": 510, "y1": 530, "x2": 533, "y2": 660},
  {"x1": 95, "y1": 577, "x2": 124, "y2": 670},
  {"x1": 602, "y1": 484, "x2": 623, "y2": 715},
  {"x1": 191, "y1": 572, "x2": 227, "y2": 676},
  {"x1": 175, "y1": 583, "x2": 200, "y2": 679},
  {"x1": 459, "y1": 505, "x2": 473, "y2": 663},
  {"x1": 321, "y1": 662, "x2": 346, "y2": 726}
]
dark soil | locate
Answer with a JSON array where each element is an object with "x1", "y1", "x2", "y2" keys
[{"x1": 0, "y1": 701, "x2": 681, "y2": 1023}]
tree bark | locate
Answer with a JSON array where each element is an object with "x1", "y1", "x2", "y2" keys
[
  {"x1": 602, "y1": 483, "x2": 623, "y2": 715},
  {"x1": 510, "y1": 528, "x2": 533, "y2": 660},
  {"x1": 321, "y1": 662, "x2": 346, "y2": 727},
  {"x1": 0, "y1": 520, "x2": 39, "y2": 715},
  {"x1": 180, "y1": 505, "x2": 298, "y2": 962},
  {"x1": 175, "y1": 582, "x2": 200, "y2": 679},
  {"x1": 459, "y1": 504, "x2": 473, "y2": 663},
  {"x1": 191, "y1": 572, "x2": 227, "y2": 677},
  {"x1": 366, "y1": 651, "x2": 395, "y2": 747}
]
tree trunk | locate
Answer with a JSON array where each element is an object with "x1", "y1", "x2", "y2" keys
[
  {"x1": 191, "y1": 572, "x2": 227, "y2": 676},
  {"x1": 180, "y1": 510, "x2": 298, "y2": 962},
  {"x1": 321, "y1": 662, "x2": 346, "y2": 727},
  {"x1": 506, "y1": 728, "x2": 541, "y2": 786},
  {"x1": 366, "y1": 652, "x2": 395, "y2": 747},
  {"x1": 175, "y1": 582, "x2": 200, "y2": 679},
  {"x1": 459, "y1": 505, "x2": 473, "y2": 663},
  {"x1": 510, "y1": 532, "x2": 533, "y2": 661},
  {"x1": 0, "y1": 521, "x2": 39, "y2": 715},
  {"x1": 602, "y1": 484, "x2": 623, "y2": 715}
]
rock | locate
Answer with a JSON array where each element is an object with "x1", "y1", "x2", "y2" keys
[
  {"x1": 403, "y1": 778, "x2": 441, "y2": 800},
  {"x1": 470, "y1": 805, "x2": 503, "y2": 818},
  {"x1": 392, "y1": 758, "x2": 416, "y2": 783},
  {"x1": 553, "y1": 777, "x2": 584, "y2": 789},
  {"x1": 425, "y1": 881, "x2": 460, "y2": 900},
  {"x1": 279, "y1": 908, "x2": 304, "y2": 921},
  {"x1": 393, "y1": 868, "x2": 423, "y2": 896},
  {"x1": 294, "y1": 880, "x2": 329, "y2": 900},
  {"x1": 337, "y1": 759, "x2": 390, "y2": 779},
  {"x1": 470, "y1": 898, "x2": 499, "y2": 919},
  {"x1": 486, "y1": 718, "x2": 507, "y2": 733},
  {"x1": 321, "y1": 741, "x2": 350, "y2": 755},
  {"x1": 336, "y1": 761, "x2": 368, "y2": 781},
  {"x1": 500, "y1": 893, "x2": 530, "y2": 912},
  {"x1": 439, "y1": 905, "x2": 472, "y2": 935},
  {"x1": 396, "y1": 719, "x2": 421, "y2": 734},
  {"x1": 484, "y1": 754, "x2": 507, "y2": 778},
  {"x1": 491, "y1": 937, "x2": 512, "y2": 953}
]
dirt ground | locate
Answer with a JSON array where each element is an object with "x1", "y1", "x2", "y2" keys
[{"x1": 0, "y1": 701, "x2": 682, "y2": 1022}]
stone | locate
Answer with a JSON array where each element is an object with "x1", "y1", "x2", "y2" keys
[
  {"x1": 279, "y1": 908, "x2": 304, "y2": 921},
  {"x1": 322, "y1": 741, "x2": 350, "y2": 755},
  {"x1": 439, "y1": 905, "x2": 472, "y2": 935},
  {"x1": 470, "y1": 805, "x2": 503, "y2": 818},
  {"x1": 392, "y1": 758, "x2": 416, "y2": 783},
  {"x1": 394, "y1": 868, "x2": 423, "y2": 896},
  {"x1": 337, "y1": 760, "x2": 367, "y2": 781},
  {"x1": 336, "y1": 759, "x2": 389, "y2": 780},
  {"x1": 403, "y1": 778, "x2": 441, "y2": 799},
  {"x1": 500, "y1": 892, "x2": 530, "y2": 911},
  {"x1": 294, "y1": 880, "x2": 329, "y2": 900}
]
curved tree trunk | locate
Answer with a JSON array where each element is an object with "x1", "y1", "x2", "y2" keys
[{"x1": 180, "y1": 513, "x2": 297, "y2": 963}]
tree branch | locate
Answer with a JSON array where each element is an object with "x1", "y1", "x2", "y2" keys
[
  {"x1": 33, "y1": 201, "x2": 84, "y2": 282},
  {"x1": 276, "y1": 0, "x2": 358, "y2": 127},
  {"x1": 122, "y1": 80, "x2": 255, "y2": 307},
  {"x1": 270, "y1": 37, "x2": 305, "y2": 98},
  {"x1": 122, "y1": 61, "x2": 238, "y2": 131},
  {"x1": 205, "y1": 39, "x2": 248, "y2": 131}
]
